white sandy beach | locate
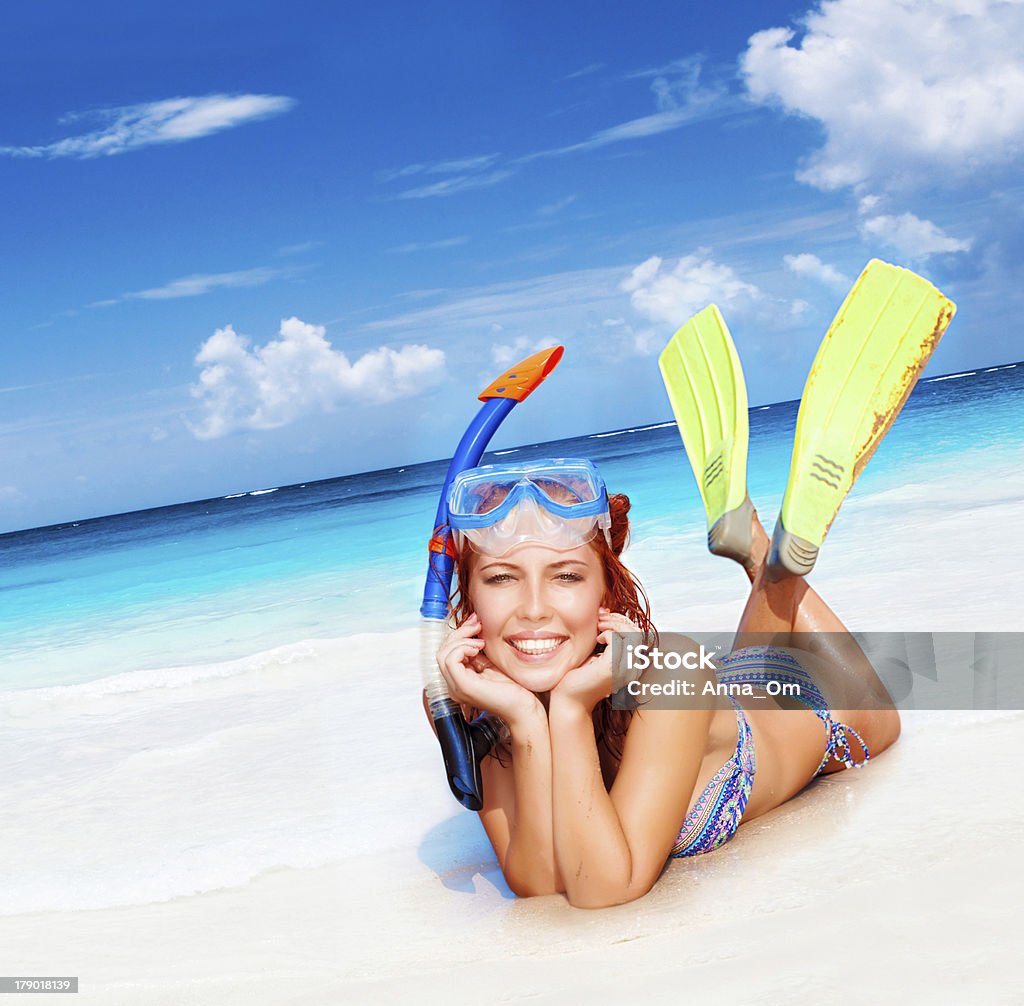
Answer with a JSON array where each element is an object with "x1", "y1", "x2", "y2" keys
[
  {"x1": 2, "y1": 711, "x2": 1020, "y2": 1004},
  {"x1": 1, "y1": 495, "x2": 1022, "y2": 1004}
]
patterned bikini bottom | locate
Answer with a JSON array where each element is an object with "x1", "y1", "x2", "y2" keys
[{"x1": 670, "y1": 646, "x2": 871, "y2": 859}]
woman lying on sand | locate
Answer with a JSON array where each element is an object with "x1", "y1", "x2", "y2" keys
[{"x1": 429, "y1": 264, "x2": 953, "y2": 908}]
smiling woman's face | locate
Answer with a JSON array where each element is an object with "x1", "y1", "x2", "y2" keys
[{"x1": 467, "y1": 542, "x2": 607, "y2": 694}]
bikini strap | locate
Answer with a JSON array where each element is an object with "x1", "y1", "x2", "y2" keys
[{"x1": 813, "y1": 714, "x2": 871, "y2": 775}]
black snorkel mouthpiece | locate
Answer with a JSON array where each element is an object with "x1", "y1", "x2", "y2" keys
[{"x1": 432, "y1": 702, "x2": 506, "y2": 811}]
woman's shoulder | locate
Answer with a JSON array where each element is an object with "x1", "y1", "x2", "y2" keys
[{"x1": 595, "y1": 698, "x2": 720, "y2": 786}]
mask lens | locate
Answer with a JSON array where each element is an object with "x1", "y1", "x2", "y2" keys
[
  {"x1": 460, "y1": 497, "x2": 601, "y2": 557},
  {"x1": 451, "y1": 475, "x2": 518, "y2": 518},
  {"x1": 532, "y1": 477, "x2": 588, "y2": 507}
]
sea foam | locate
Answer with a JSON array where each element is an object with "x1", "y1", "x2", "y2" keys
[{"x1": 0, "y1": 628, "x2": 458, "y2": 914}]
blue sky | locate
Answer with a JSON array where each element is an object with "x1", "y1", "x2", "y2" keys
[{"x1": 3, "y1": 0, "x2": 1023, "y2": 532}]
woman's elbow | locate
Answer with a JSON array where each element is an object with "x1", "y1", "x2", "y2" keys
[
  {"x1": 503, "y1": 860, "x2": 563, "y2": 898},
  {"x1": 506, "y1": 873, "x2": 563, "y2": 898},
  {"x1": 564, "y1": 877, "x2": 655, "y2": 910}
]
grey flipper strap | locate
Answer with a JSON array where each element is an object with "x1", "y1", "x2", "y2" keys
[{"x1": 709, "y1": 494, "x2": 755, "y2": 566}]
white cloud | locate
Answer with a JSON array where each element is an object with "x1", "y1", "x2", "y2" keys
[
  {"x1": 0, "y1": 485, "x2": 21, "y2": 501},
  {"x1": 377, "y1": 154, "x2": 500, "y2": 183},
  {"x1": 783, "y1": 252, "x2": 851, "y2": 290},
  {"x1": 126, "y1": 267, "x2": 286, "y2": 301},
  {"x1": 491, "y1": 336, "x2": 556, "y2": 367},
  {"x1": 396, "y1": 170, "x2": 515, "y2": 200},
  {"x1": 532, "y1": 69, "x2": 728, "y2": 161},
  {"x1": 634, "y1": 329, "x2": 663, "y2": 355},
  {"x1": 428, "y1": 154, "x2": 501, "y2": 174},
  {"x1": 561, "y1": 62, "x2": 605, "y2": 81},
  {"x1": 277, "y1": 241, "x2": 323, "y2": 257},
  {"x1": 741, "y1": 0, "x2": 1024, "y2": 192},
  {"x1": 382, "y1": 152, "x2": 512, "y2": 199},
  {"x1": 631, "y1": 56, "x2": 717, "y2": 114},
  {"x1": 621, "y1": 250, "x2": 761, "y2": 327},
  {"x1": 581, "y1": 109, "x2": 704, "y2": 148},
  {"x1": 82, "y1": 267, "x2": 288, "y2": 313},
  {"x1": 0, "y1": 373, "x2": 105, "y2": 394},
  {"x1": 365, "y1": 264, "x2": 626, "y2": 335},
  {"x1": 189, "y1": 317, "x2": 445, "y2": 439},
  {"x1": 382, "y1": 56, "x2": 733, "y2": 199},
  {"x1": 859, "y1": 212, "x2": 973, "y2": 259},
  {"x1": 534, "y1": 55, "x2": 732, "y2": 157},
  {"x1": 2, "y1": 94, "x2": 295, "y2": 160},
  {"x1": 539, "y1": 195, "x2": 577, "y2": 216},
  {"x1": 388, "y1": 236, "x2": 469, "y2": 254}
]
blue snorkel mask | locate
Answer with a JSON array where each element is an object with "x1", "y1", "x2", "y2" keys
[{"x1": 447, "y1": 459, "x2": 612, "y2": 557}]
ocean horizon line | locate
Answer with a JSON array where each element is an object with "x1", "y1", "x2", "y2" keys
[{"x1": 2, "y1": 357, "x2": 1021, "y2": 538}]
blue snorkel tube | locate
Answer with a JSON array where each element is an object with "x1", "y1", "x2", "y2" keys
[{"x1": 421, "y1": 346, "x2": 564, "y2": 810}]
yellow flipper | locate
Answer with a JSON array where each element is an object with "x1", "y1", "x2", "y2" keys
[
  {"x1": 659, "y1": 305, "x2": 753, "y2": 563},
  {"x1": 769, "y1": 259, "x2": 956, "y2": 578}
]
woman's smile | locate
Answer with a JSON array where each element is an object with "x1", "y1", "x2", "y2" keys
[{"x1": 505, "y1": 633, "x2": 569, "y2": 661}]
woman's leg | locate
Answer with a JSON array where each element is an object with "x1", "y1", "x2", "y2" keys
[{"x1": 733, "y1": 509, "x2": 901, "y2": 761}]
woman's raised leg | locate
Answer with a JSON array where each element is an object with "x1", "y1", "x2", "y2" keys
[{"x1": 732, "y1": 509, "x2": 901, "y2": 761}]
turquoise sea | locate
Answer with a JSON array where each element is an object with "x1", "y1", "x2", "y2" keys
[{"x1": 2, "y1": 362, "x2": 1023, "y2": 692}]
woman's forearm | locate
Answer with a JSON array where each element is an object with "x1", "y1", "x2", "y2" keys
[
  {"x1": 547, "y1": 696, "x2": 633, "y2": 907},
  {"x1": 502, "y1": 705, "x2": 562, "y2": 896}
]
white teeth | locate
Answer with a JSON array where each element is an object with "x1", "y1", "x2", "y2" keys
[{"x1": 509, "y1": 638, "x2": 563, "y2": 654}]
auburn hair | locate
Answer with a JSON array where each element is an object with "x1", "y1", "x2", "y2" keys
[{"x1": 446, "y1": 492, "x2": 655, "y2": 763}]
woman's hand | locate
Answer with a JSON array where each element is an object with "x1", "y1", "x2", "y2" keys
[
  {"x1": 436, "y1": 613, "x2": 542, "y2": 727},
  {"x1": 551, "y1": 608, "x2": 640, "y2": 713}
]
